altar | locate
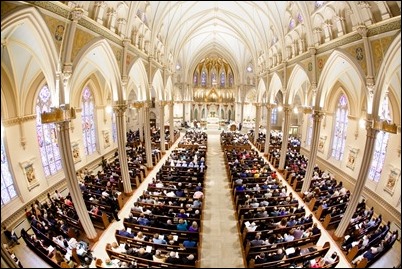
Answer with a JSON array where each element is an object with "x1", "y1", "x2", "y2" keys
[{"x1": 207, "y1": 117, "x2": 220, "y2": 124}]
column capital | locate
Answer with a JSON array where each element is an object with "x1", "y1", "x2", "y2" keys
[
  {"x1": 366, "y1": 76, "x2": 375, "y2": 89},
  {"x1": 356, "y1": 24, "x2": 368, "y2": 37},
  {"x1": 283, "y1": 105, "x2": 292, "y2": 113},
  {"x1": 70, "y1": 8, "x2": 85, "y2": 21},
  {"x1": 312, "y1": 110, "x2": 325, "y2": 120},
  {"x1": 308, "y1": 47, "x2": 317, "y2": 55},
  {"x1": 158, "y1": 100, "x2": 168, "y2": 107},
  {"x1": 123, "y1": 38, "x2": 131, "y2": 47},
  {"x1": 253, "y1": 102, "x2": 262, "y2": 107},
  {"x1": 113, "y1": 104, "x2": 127, "y2": 115},
  {"x1": 131, "y1": 101, "x2": 144, "y2": 109}
]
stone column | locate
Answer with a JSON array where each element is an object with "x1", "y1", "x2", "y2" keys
[
  {"x1": 254, "y1": 103, "x2": 262, "y2": 144},
  {"x1": 264, "y1": 104, "x2": 273, "y2": 156},
  {"x1": 159, "y1": 101, "x2": 166, "y2": 153},
  {"x1": 143, "y1": 102, "x2": 153, "y2": 169},
  {"x1": 138, "y1": 104, "x2": 144, "y2": 143},
  {"x1": 357, "y1": 25, "x2": 375, "y2": 89},
  {"x1": 113, "y1": 104, "x2": 133, "y2": 194},
  {"x1": 169, "y1": 101, "x2": 174, "y2": 144},
  {"x1": 301, "y1": 110, "x2": 324, "y2": 193},
  {"x1": 278, "y1": 106, "x2": 291, "y2": 171},
  {"x1": 334, "y1": 121, "x2": 378, "y2": 239},
  {"x1": 57, "y1": 121, "x2": 98, "y2": 241},
  {"x1": 64, "y1": 8, "x2": 84, "y2": 65}
]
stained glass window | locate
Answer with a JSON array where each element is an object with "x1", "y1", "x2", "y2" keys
[
  {"x1": 1, "y1": 135, "x2": 17, "y2": 205},
  {"x1": 220, "y1": 72, "x2": 225, "y2": 87},
  {"x1": 289, "y1": 19, "x2": 296, "y2": 30},
  {"x1": 368, "y1": 95, "x2": 391, "y2": 182},
  {"x1": 211, "y1": 72, "x2": 216, "y2": 85},
  {"x1": 306, "y1": 115, "x2": 313, "y2": 146},
  {"x1": 36, "y1": 85, "x2": 62, "y2": 177},
  {"x1": 297, "y1": 13, "x2": 304, "y2": 23},
  {"x1": 201, "y1": 71, "x2": 207, "y2": 87},
  {"x1": 271, "y1": 107, "x2": 278, "y2": 125},
  {"x1": 112, "y1": 113, "x2": 117, "y2": 143},
  {"x1": 193, "y1": 73, "x2": 198, "y2": 86},
  {"x1": 82, "y1": 87, "x2": 97, "y2": 155},
  {"x1": 315, "y1": 1, "x2": 324, "y2": 8},
  {"x1": 331, "y1": 94, "x2": 348, "y2": 160}
]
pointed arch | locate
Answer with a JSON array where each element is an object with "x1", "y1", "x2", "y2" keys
[
  {"x1": 1, "y1": 6, "x2": 59, "y2": 113},
  {"x1": 127, "y1": 58, "x2": 149, "y2": 101},
  {"x1": 256, "y1": 78, "x2": 267, "y2": 103},
  {"x1": 285, "y1": 64, "x2": 311, "y2": 106},
  {"x1": 151, "y1": 69, "x2": 164, "y2": 100},
  {"x1": 315, "y1": 49, "x2": 365, "y2": 116},
  {"x1": 372, "y1": 33, "x2": 401, "y2": 123},
  {"x1": 165, "y1": 76, "x2": 174, "y2": 101},
  {"x1": 268, "y1": 72, "x2": 284, "y2": 104},
  {"x1": 72, "y1": 38, "x2": 122, "y2": 103}
]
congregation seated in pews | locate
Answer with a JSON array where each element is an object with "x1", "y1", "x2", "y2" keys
[
  {"x1": 223, "y1": 146, "x2": 336, "y2": 268},
  {"x1": 103, "y1": 134, "x2": 206, "y2": 268}
]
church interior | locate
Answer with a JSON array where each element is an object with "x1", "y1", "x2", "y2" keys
[{"x1": 1, "y1": 1, "x2": 401, "y2": 268}]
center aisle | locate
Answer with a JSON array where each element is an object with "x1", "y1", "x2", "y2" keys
[{"x1": 200, "y1": 129, "x2": 245, "y2": 268}]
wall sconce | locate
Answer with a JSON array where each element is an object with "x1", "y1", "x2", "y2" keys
[
  {"x1": 105, "y1": 105, "x2": 113, "y2": 114},
  {"x1": 277, "y1": 105, "x2": 283, "y2": 112},
  {"x1": 359, "y1": 118, "x2": 366, "y2": 129},
  {"x1": 104, "y1": 96, "x2": 112, "y2": 123},
  {"x1": 246, "y1": 62, "x2": 253, "y2": 72},
  {"x1": 293, "y1": 107, "x2": 299, "y2": 114}
]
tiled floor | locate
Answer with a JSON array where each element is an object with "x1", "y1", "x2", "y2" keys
[{"x1": 8, "y1": 126, "x2": 402, "y2": 268}]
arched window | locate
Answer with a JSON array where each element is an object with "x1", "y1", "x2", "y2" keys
[
  {"x1": 193, "y1": 73, "x2": 198, "y2": 86},
  {"x1": 368, "y1": 95, "x2": 391, "y2": 182},
  {"x1": 220, "y1": 72, "x2": 225, "y2": 87},
  {"x1": 201, "y1": 71, "x2": 207, "y2": 87},
  {"x1": 297, "y1": 13, "x2": 304, "y2": 23},
  {"x1": 211, "y1": 72, "x2": 216, "y2": 85},
  {"x1": 331, "y1": 94, "x2": 348, "y2": 160},
  {"x1": 271, "y1": 107, "x2": 278, "y2": 125},
  {"x1": 315, "y1": 1, "x2": 325, "y2": 8},
  {"x1": 36, "y1": 85, "x2": 62, "y2": 176},
  {"x1": 1, "y1": 135, "x2": 18, "y2": 205},
  {"x1": 306, "y1": 115, "x2": 313, "y2": 146},
  {"x1": 289, "y1": 18, "x2": 296, "y2": 30},
  {"x1": 82, "y1": 87, "x2": 97, "y2": 155},
  {"x1": 112, "y1": 113, "x2": 117, "y2": 143}
]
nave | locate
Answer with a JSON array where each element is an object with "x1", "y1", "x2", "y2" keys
[{"x1": 10, "y1": 128, "x2": 401, "y2": 268}]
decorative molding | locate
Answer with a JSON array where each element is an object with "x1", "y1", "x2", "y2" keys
[
  {"x1": 317, "y1": 33, "x2": 362, "y2": 54},
  {"x1": 367, "y1": 18, "x2": 401, "y2": 37},
  {"x1": 384, "y1": 166, "x2": 400, "y2": 196},
  {"x1": 71, "y1": 141, "x2": 81, "y2": 163},
  {"x1": 346, "y1": 147, "x2": 359, "y2": 171},
  {"x1": 102, "y1": 130, "x2": 110, "y2": 149},
  {"x1": 3, "y1": 115, "x2": 37, "y2": 126},
  {"x1": 318, "y1": 135, "x2": 327, "y2": 153},
  {"x1": 19, "y1": 158, "x2": 39, "y2": 191}
]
